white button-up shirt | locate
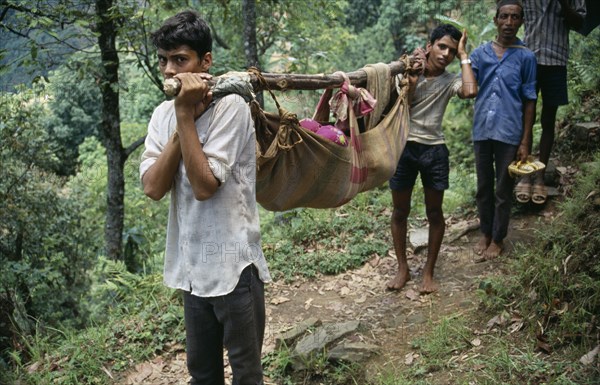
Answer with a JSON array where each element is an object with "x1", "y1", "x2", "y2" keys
[{"x1": 140, "y1": 94, "x2": 271, "y2": 297}]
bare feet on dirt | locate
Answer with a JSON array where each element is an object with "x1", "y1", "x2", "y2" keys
[
  {"x1": 474, "y1": 240, "x2": 504, "y2": 263},
  {"x1": 473, "y1": 235, "x2": 491, "y2": 256},
  {"x1": 483, "y1": 241, "x2": 503, "y2": 260},
  {"x1": 386, "y1": 269, "x2": 411, "y2": 291},
  {"x1": 419, "y1": 275, "x2": 439, "y2": 294}
]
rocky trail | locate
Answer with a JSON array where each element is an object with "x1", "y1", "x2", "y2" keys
[{"x1": 118, "y1": 201, "x2": 558, "y2": 385}]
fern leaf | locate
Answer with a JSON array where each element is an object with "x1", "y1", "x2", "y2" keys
[{"x1": 434, "y1": 14, "x2": 466, "y2": 31}]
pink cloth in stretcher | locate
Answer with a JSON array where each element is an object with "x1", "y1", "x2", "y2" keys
[{"x1": 299, "y1": 118, "x2": 348, "y2": 147}]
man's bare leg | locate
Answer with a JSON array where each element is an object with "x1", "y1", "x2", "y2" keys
[
  {"x1": 538, "y1": 104, "x2": 559, "y2": 181},
  {"x1": 388, "y1": 188, "x2": 412, "y2": 290},
  {"x1": 420, "y1": 188, "x2": 444, "y2": 294}
]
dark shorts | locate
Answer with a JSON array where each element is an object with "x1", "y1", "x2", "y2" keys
[
  {"x1": 389, "y1": 141, "x2": 449, "y2": 191},
  {"x1": 537, "y1": 65, "x2": 568, "y2": 106}
]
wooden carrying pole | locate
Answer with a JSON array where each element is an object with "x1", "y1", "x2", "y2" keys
[
  {"x1": 251, "y1": 60, "x2": 407, "y2": 91},
  {"x1": 163, "y1": 60, "x2": 408, "y2": 96}
]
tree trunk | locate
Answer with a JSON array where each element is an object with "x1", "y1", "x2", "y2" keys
[
  {"x1": 96, "y1": 0, "x2": 125, "y2": 261},
  {"x1": 242, "y1": 0, "x2": 263, "y2": 106}
]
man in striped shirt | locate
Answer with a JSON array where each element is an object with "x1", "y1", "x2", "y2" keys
[{"x1": 520, "y1": 0, "x2": 586, "y2": 204}]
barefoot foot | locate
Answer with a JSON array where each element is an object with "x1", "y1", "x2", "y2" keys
[
  {"x1": 387, "y1": 270, "x2": 411, "y2": 291},
  {"x1": 483, "y1": 241, "x2": 503, "y2": 260},
  {"x1": 419, "y1": 275, "x2": 439, "y2": 294},
  {"x1": 474, "y1": 235, "x2": 491, "y2": 256}
]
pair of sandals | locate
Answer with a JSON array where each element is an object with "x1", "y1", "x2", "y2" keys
[
  {"x1": 515, "y1": 174, "x2": 547, "y2": 204},
  {"x1": 512, "y1": 157, "x2": 547, "y2": 204}
]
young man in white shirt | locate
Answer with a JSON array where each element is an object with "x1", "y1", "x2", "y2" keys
[{"x1": 140, "y1": 10, "x2": 271, "y2": 385}]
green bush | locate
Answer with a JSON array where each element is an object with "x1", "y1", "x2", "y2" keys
[
  {"x1": 0, "y1": 86, "x2": 95, "y2": 367},
  {"x1": 3, "y1": 260, "x2": 184, "y2": 385},
  {"x1": 68, "y1": 124, "x2": 169, "y2": 275}
]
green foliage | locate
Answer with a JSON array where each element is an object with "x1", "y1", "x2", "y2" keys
[
  {"x1": 458, "y1": 0, "x2": 498, "y2": 47},
  {"x1": 523, "y1": 157, "x2": 600, "y2": 337},
  {"x1": 43, "y1": 56, "x2": 103, "y2": 175},
  {"x1": 371, "y1": 315, "x2": 596, "y2": 384},
  {"x1": 65, "y1": 137, "x2": 107, "y2": 252},
  {"x1": 121, "y1": 122, "x2": 169, "y2": 273},
  {"x1": 262, "y1": 347, "x2": 296, "y2": 385},
  {"x1": 4, "y1": 260, "x2": 184, "y2": 385},
  {"x1": 529, "y1": 159, "x2": 598, "y2": 334},
  {"x1": 434, "y1": 14, "x2": 466, "y2": 32},
  {"x1": 445, "y1": 169, "x2": 477, "y2": 216},
  {"x1": 0, "y1": 0, "x2": 93, "y2": 90},
  {"x1": 14, "y1": 53, "x2": 160, "y2": 178},
  {"x1": 351, "y1": 0, "x2": 464, "y2": 56},
  {"x1": 0, "y1": 86, "x2": 95, "y2": 366},
  {"x1": 568, "y1": 29, "x2": 600, "y2": 97},
  {"x1": 411, "y1": 316, "x2": 472, "y2": 371},
  {"x1": 66, "y1": 124, "x2": 169, "y2": 275},
  {"x1": 338, "y1": 22, "x2": 398, "y2": 71},
  {"x1": 368, "y1": 316, "x2": 473, "y2": 385},
  {"x1": 264, "y1": 346, "x2": 364, "y2": 385},
  {"x1": 559, "y1": 28, "x2": 600, "y2": 153},
  {"x1": 465, "y1": 338, "x2": 590, "y2": 385},
  {"x1": 345, "y1": 0, "x2": 382, "y2": 34},
  {"x1": 444, "y1": 95, "x2": 476, "y2": 168},
  {"x1": 115, "y1": 55, "x2": 165, "y2": 124},
  {"x1": 228, "y1": 0, "x2": 353, "y2": 74},
  {"x1": 261, "y1": 187, "x2": 392, "y2": 281}
]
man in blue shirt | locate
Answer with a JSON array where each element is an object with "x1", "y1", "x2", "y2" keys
[{"x1": 470, "y1": 0, "x2": 537, "y2": 260}]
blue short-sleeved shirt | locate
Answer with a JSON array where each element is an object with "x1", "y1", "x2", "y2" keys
[{"x1": 470, "y1": 40, "x2": 537, "y2": 145}]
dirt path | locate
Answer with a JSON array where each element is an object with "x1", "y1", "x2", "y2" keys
[{"x1": 118, "y1": 204, "x2": 554, "y2": 385}]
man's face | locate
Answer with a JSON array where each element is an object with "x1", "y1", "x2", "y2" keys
[
  {"x1": 494, "y1": 5, "x2": 524, "y2": 40},
  {"x1": 157, "y1": 45, "x2": 211, "y2": 79},
  {"x1": 426, "y1": 35, "x2": 459, "y2": 72}
]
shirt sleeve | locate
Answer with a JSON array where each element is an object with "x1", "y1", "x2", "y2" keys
[
  {"x1": 470, "y1": 49, "x2": 480, "y2": 82},
  {"x1": 451, "y1": 74, "x2": 462, "y2": 96},
  {"x1": 520, "y1": 52, "x2": 538, "y2": 101},
  {"x1": 203, "y1": 94, "x2": 253, "y2": 185},
  {"x1": 139, "y1": 106, "x2": 167, "y2": 182}
]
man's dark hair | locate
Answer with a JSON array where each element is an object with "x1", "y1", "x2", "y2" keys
[
  {"x1": 429, "y1": 24, "x2": 462, "y2": 44},
  {"x1": 495, "y1": 0, "x2": 524, "y2": 18},
  {"x1": 151, "y1": 10, "x2": 212, "y2": 58}
]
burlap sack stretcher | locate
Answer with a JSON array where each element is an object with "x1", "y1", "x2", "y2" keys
[{"x1": 250, "y1": 59, "x2": 410, "y2": 211}]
